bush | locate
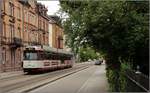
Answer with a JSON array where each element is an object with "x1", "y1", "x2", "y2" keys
[{"x1": 106, "y1": 62, "x2": 132, "y2": 92}]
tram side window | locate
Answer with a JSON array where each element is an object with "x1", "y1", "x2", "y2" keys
[
  {"x1": 38, "y1": 53, "x2": 44, "y2": 60},
  {"x1": 61, "y1": 56, "x2": 65, "y2": 64},
  {"x1": 47, "y1": 53, "x2": 52, "y2": 60},
  {"x1": 45, "y1": 53, "x2": 49, "y2": 60}
]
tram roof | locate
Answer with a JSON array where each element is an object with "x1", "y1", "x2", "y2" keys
[
  {"x1": 25, "y1": 46, "x2": 73, "y2": 56},
  {"x1": 43, "y1": 46, "x2": 73, "y2": 56},
  {"x1": 25, "y1": 46, "x2": 43, "y2": 51}
]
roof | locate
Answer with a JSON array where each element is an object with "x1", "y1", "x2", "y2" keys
[
  {"x1": 48, "y1": 15, "x2": 63, "y2": 28},
  {"x1": 25, "y1": 45, "x2": 73, "y2": 56}
]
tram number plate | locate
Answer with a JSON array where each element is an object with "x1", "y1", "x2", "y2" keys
[{"x1": 44, "y1": 62, "x2": 50, "y2": 66}]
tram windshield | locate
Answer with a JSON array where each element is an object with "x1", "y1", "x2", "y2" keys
[{"x1": 24, "y1": 52, "x2": 38, "y2": 60}]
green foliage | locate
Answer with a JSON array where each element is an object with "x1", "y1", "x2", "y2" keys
[
  {"x1": 60, "y1": 1, "x2": 149, "y2": 75},
  {"x1": 106, "y1": 62, "x2": 132, "y2": 92},
  {"x1": 60, "y1": 1, "x2": 149, "y2": 91},
  {"x1": 121, "y1": 62, "x2": 132, "y2": 71},
  {"x1": 79, "y1": 46, "x2": 100, "y2": 62}
]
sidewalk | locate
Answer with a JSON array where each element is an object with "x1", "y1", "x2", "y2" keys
[{"x1": 0, "y1": 71, "x2": 24, "y2": 79}]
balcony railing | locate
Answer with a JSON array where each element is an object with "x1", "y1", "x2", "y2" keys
[
  {"x1": 9, "y1": 17, "x2": 15, "y2": 23},
  {"x1": 1, "y1": 10, "x2": 6, "y2": 17},
  {"x1": 1, "y1": 36, "x2": 7, "y2": 44},
  {"x1": 31, "y1": 41, "x2": 41, "y2": 45},
  {"x1": 18, "y1": 0, "x2": 30, "y2": 6},
  {"x1": 9, "y1": 37, "x2": 23, "y2": 48}
]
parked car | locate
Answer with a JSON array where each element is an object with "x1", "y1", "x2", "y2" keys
[{"x1": 94, "y1": 60, "x2": 102, "y2": 65}]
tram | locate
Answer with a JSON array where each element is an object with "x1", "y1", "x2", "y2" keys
[{"x1": 23, "y1": 46, "x2": 74, "y2": 73}]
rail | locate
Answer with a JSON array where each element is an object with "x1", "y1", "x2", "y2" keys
[{"x1": 125, "y1": 69, "x2": 149, "y2": 92}]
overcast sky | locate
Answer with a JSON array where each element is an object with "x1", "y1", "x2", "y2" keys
[{"x1": 37, "y1": 0, "x2": 60, "y2": 15}]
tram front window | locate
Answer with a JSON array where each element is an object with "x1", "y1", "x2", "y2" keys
[{"x1": 24, "y1": 52, "x2": 38, "y2": 60}]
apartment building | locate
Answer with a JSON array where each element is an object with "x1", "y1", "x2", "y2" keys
[
  {"x1": 1, "y1": 0, "x2": 24, "y2": 72},
  {"x1": 48, "y1": 16, "x2": 64, "y2": 49},
  {"x1": 36, "y1": 3, "x2": 49, "y2": 46},
  {"x1": 0, "y1": 0, "x2": 66, "y2": 73},
  {"x1": 0, "y1": 0, "x2": 49, "y2": 72}
]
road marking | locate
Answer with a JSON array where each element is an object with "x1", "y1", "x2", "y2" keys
[
  {"x1": 21, "y1": 66, "x2": 90, "y2": 93},
  {"x1": 76, "y1": 66, "x2": 96, "y2": 93}
]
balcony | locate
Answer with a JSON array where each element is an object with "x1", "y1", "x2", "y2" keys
[
  {"x1": 9, "y1": 17, "x2": 15, "y2": 23},
  {"x1": 31, "y1": 41, "x2": 41, "y2": 46},
  {"x1": 18, "y1": 0, "x2": 30, "y2": 7},
  {"x1": 9, "y1": 37, "x2": 23, "y2": 49},
  {"x1": 1, "y1": 36, "x2": 7, "y2": 44},
  {"x1": 1, "y1": 11, "x2": 6, "y2": 18},
  {"x1": 38, "y1": 28, "x2": 45, "y2": 32},
  {"x1": 58, "y1": 36, "x2": 63, "y2": 40}
]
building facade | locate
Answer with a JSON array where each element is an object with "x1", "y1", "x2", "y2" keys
[
  {"x1": 1, "y1": 0, "x2": 24, "y2": 72},
  {"x1": 36, "y1": 3, "x2": 49, "y2": 46},
  {"x1": 0, "y1": 0, "x2": 49, "y2": 72},
  {"x1": 48, "y1": 16, "x2": 64, "y2": 49},
  {"x1": 0, "y1": 0, "x2": 65, "y2": 73}
]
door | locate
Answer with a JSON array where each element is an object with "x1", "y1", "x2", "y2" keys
[
  {"x1": 11, "y1": 49, "x2": 16, "y2": 70},
  {"x1": 1, "y1": 48, "x2": 6, "y2": 72}
]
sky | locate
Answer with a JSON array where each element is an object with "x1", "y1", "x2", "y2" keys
[{"x1": 37, "y1": 0, "x2": 60, "y2": 15}]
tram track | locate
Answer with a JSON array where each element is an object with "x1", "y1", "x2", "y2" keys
[
  {"x1": 0, "y1": 63, "x2": 92, "y2": 93},
  {"x1": 0, "y1": 62, "x2": 86, "y2": 82}
]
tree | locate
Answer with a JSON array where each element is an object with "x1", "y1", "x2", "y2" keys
[
  {"x1": 60, "y1": 0, "x2": 149, "y2": 75},
  {"x1": 79, "y1": 46, "x2": 100, "y2": 62}
]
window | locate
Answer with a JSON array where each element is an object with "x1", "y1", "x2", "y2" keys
[
  {"x1": 2, "y1": 49, "x2": 6, "y2": 64},
  {"x1": 17, "y1": 7, "x2": 21, "y2": 19},
  {"x1": 18, "y1": 27, "x2": 21, "y2": 32},
  {"x1": 28, "y1": 13, "x2": 31, "y2": 23},
  {"x1": 29, "y1": 13, "x2": 35, "y2": 25},
  {"x1": 24, "y1": 52, "x2": 38, "y2": 60},
  {"x1": 24, "y1": 9, "x2": 28, "y2": 22},
  {"x1": 34, "y1": 16, "x2": 37, "y2": 25},
  {"x1": 18, "y1": 24, "x2": 21, "y2": 31},
  {"x1": 43, "y1": 20, "x2": 45, "y2": 30},
  {"x1": 24, "y1": 26, "x2": 27, "y2": 32},
  {"x1": 32, "y1": 15, "x2": 35, "y2": 25},
  {"x1": 2, "y1": 0, "x2": 5, "y2": 12},
  {"x1": 10, "y1": 24, "x2": 15, "y2": 38},
  {"x1": 41, "y1": 20, "x2": 43, "y2": 29},
  {"x1": 39, "y1": 19, "x2": 42, "y2": 29},
  {"x1": 2, "y1": 22, "x2": 6, "y2": 37},
  {"x1": 9, "y1": 2, "x2": 14, "y2": 16},
  {"x1": 46, "y1": 23, "x2": 48, "y2": 31}
]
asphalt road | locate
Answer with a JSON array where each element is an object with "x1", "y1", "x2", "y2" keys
[
  {"x1": 29, "y1": 63, "x2": 108, "y2": 93},
  {"x1": 0, "y1": 62, "x2": 91, "y2": 93}
]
